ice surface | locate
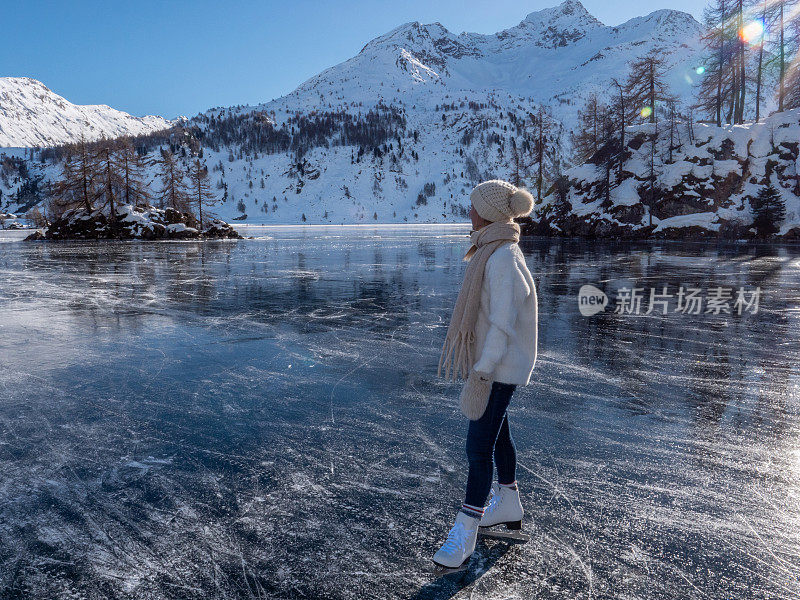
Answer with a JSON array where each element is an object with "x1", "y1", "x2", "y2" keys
[{"x1": 0, "y1": 226, "x2": 798, "y2": 599}]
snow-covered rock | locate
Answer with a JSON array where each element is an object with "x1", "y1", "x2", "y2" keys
[
  {"x1": 0, "y1": 77, "x2": 172, "y2": 148},
  {"x1": 30, "y1": 204, "x2": 242, "y2": 241},
  {"x1": 534, "y1": 109, "x2": 800, "y2": 240}
]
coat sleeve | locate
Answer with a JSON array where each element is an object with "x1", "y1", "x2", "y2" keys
[{"x1": 472, "y1": 248, "x2": 530, "y2": 375}]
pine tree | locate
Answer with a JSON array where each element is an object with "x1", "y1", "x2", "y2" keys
[
  {"x1": 753, "y1": 0, "x2": 769, "y2": 121},
  {"x1": 780, "y1": 13, "x2": 800, "y2": 109},
  {"x1": 26, "y1": 206, "x2": 47, "y2": 228},
  {"x1": 751, "y1": 183, "x2": 786, "y2": 237},
  {"x1": 697, "y1": 0, "x2": 737, "y2": 125},
  {"x1": 610, "y1": 78, "x2": 627, "y2": 180},
  {"x1": 646, "y1": 117, "x2": 661, "y2": 228},
  {"x1": 95, "y1": 142, "x2": 123, "y2": 223},
  {"x1": 595, "y1": 104, "x2": 617, "y2": 206},
  {"x1": 509, "y1": 138, "x2": 528, "y2": 187},
  {"x1": 624, "y1": 50, "x2": 673, "y2": 123},
  {"x1": 665, "y1": 99, "x2": 681, "y2": 163},
  {"x1": 546, "y1": 123, "x2": 566, "y2": 198},
  {"x1": 116, "y1": 141, "x2": 151, "y2": 207},
  {"x1": 187, "y1": 158, "x2": 217, "y2": 229},
  {"x1": 773, "y1": 0, "x2": 800, "y2": 110},
  {"x1": 732, "y1": 0, "x2": 747, "y2": 124},
  {"x1": 156, "y1": 149, "x2": 190, "y2": 212},
  {"x1": 532, "y1": 107, "x2": 554, "y2": 204},
  {"x1": 51, "y1": 154, "x2": 81, "y2": 215},
  {"x1": 786, "y1": 57, "x2": 800, "y2": 109},
  {"x1": 572, "y1": 94, "x2": 603, "y2": 162},
  {"x1": 52, "y1": 136, "x2": 97, "y2": 214}
]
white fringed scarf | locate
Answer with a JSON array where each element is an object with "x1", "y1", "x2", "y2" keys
[{"x1": 437, "y1": 220, "x2": 520, "y2": 381}]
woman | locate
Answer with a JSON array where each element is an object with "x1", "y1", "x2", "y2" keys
[{"x1": 433, "y1": 179, "x2": 538, "y2": 571}]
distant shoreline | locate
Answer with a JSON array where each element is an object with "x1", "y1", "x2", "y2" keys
[{"x1": 232, "y1": 223, "x2": 471, "y2": 229}]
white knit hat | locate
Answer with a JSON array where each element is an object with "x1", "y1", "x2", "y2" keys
[{"x1": 469, "y1": 179, "x2": 534, "y2": 222}]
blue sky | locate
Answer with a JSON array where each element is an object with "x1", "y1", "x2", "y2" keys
[{"x1": 2, "y1": 1, "x2": 704, "y2": 119}]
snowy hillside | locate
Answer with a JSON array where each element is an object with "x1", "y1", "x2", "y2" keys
[
  {"x1": 533, "y1": 108, "x2": 800, "y2": 239},
  {"x1": 0, "y1": 77, "x2": 172, "y2": 147}
]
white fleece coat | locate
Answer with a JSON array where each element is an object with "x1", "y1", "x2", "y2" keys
[{"x1": 471, "y1": 242, "x2": 538, "y2": 386}]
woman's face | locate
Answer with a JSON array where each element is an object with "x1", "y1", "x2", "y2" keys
[{"x1": 469, "y1": 204, "x2": 488, "y2": 231}]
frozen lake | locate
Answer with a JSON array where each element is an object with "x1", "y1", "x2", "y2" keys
[{"x1": 0, "y1": 226, "x2": 798, "y2": 599}]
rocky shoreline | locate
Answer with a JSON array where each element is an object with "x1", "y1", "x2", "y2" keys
[{"x1": 518, "y1": 216, "x2": 800, "y2": 242}]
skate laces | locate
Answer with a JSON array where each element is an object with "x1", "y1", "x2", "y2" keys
[
  {"x1": 485, "y1": 484, "x2": 501, "y2": 514},
  {"x1": 441, "y1": 522, "x2": 468, "y2": 553}
]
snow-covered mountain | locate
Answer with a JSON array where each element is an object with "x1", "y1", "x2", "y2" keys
[
  {"x1": 175, "y1": 0, "x2": 706, "y2": 224},
  {"x1": 278, "y1": 0, "x2": 702, "y2": 122},
  {"x1": 0, "y1": 77, "x2": 172, "y2": 147},
  {"x1": 3, "y1": 2, "x2": 734, "y2": 229}
]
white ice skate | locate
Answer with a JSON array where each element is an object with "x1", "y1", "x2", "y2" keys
[
  {"x1": 432, "y1": 511, "x2": 479, "y2": 574},
  {"x1": 478, "y1": 482, "x2": 529, "y2": 542}
]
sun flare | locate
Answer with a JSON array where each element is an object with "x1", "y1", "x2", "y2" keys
[{"x1": 739, "y1": 20, "x2": 764, "y2": 45}]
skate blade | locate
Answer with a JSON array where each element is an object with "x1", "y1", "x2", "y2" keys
[
  {"x1": 432, "y1": 561, "x2": 468, "y2": 576},
  {"x1": 478, "y1": 527, "x2": 530, "y2": 542}
]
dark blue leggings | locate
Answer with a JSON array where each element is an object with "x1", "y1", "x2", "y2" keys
[{"x1": 464, "y1": 381, "x2": 517, "y2": 508}]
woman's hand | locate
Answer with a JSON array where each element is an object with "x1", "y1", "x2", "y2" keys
[{"x1": 460, "y1": 370, "x2": 493, "y2": 420}]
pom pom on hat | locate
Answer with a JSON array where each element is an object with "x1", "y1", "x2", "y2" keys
[
  {"x1": 469, "y1": 179, "x2": 534, "y2": 222},
  {"x1": 509, "y1": 188, "x2": 534, "y2": 217}
]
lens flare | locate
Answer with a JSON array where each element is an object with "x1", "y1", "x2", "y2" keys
[
  {"x1": 695, "y1": 66, "x2": 706, "y2": 75},
  {"x1": 640, "y1": 106, "x2": 653, "y2": 119},
  {"x1": 740, "y1": 20, "x2": 764, "y2": 44}
]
